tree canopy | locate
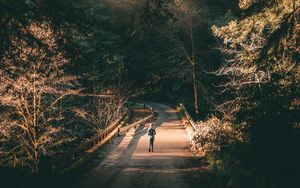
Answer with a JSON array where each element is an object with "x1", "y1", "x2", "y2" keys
[{"x1": 0, "y1": 0, "x2": 299, "y2": 187}]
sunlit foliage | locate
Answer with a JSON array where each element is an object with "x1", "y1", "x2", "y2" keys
[
  {"x1": 0, "y1": 0, "x2": 130, "y2": 173},
  {"x1": 206, "y1": 0, "x2": 300, "y2": 187},
  {"x1": 0, "y1": 19, "x2": 81, "y2": 173},
  {"x1": 212, "y1": 0, "x2": 299, "y2": 138}
]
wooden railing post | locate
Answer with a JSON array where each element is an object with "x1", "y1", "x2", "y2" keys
[
  {"x1": 117, "y1": 127, "x2": 120, "y2": 136},
  {"x1": 179, "y1": 103, "x2": 197, "y2": 131},
  {"x1": 55, "y1": 103, "x2": 155, "y2": 173},
  {"x1": 53, "y1": 111, "x2": 128, "y2": 173}
]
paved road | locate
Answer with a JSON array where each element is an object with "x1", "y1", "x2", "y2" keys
[{"x1": 72, "y1": 103, "x2": 209, "y2": 188}]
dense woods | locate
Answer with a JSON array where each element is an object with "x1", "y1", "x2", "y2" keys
[
  {"x1": 0, "y1": 0, "x2": 299, "y2": 188},
  {"x1": 210, "y1": 1, "x2": 300, "y2": 187}
]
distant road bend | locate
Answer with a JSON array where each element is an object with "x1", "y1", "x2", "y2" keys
[{"x1": 72, "y1": 102, "x2": 209, "y2": 188}]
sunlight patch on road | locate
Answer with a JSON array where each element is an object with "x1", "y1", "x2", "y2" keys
[
  {"x1": 132, "y1": 150, "x2": 189, "y2": 158},
  {"x1": 122, "y1": 166, "x2": 209, "y2": 173},
  {"x1": 164, "y1": 109, "x2": 177, "y2": 113},
  {"x1": 101, "y1": 128, "x2": 136, "y2": 166}
]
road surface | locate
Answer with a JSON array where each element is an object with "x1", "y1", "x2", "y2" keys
[{"x1": 71, "y1": 102, "x2": 210, "y2": 188}]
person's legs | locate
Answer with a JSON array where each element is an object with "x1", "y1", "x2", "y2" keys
[
  {"x1": 149, "y1": 136, "x2": 154, "y2": 152},
  {"x1": 148, "y1": 136, "x2": 152, "y2": 152}
]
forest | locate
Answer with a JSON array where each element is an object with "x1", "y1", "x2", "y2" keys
[{"x1": 0, "y1": 0, "x2": 299, "y2": 188}]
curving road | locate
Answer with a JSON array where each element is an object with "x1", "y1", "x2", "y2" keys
[{"x1": 71, "y1": 102, "x2": 210, "y2": 188}]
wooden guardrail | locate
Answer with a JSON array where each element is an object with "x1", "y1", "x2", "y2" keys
[
  {"x1": 52, "y1": 111, "x2": 128, "y2": 173},
  {"x1": 118, "y1": 114, "x2": 154, "y2": 135},
  {"x1": 179, "y1": 103, "x2": 197, "y2": 131},
  {"x1": 126, "y1": 101, "x2": 153, "y2": 110},
  {"x1": 119, "y1": 102, "x2": 155, "y2": 134},
  {"x1": 51, "y1": 102, "x2": 155, "y2": 173}
]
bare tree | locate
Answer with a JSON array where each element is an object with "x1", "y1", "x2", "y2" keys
[
  {"x1": 93, "y1": 89, "x2": 128, "y2": 129},
  {"x1": 0, "y1": 21, "x2": 80, "y2": 173},
  {"x1": 161, "y1": 0, "x2": 206, "y2": 114}
]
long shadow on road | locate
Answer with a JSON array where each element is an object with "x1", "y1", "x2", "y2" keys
[{"x1": 55, "y1": 102, "x2": 217, "y2": 188}]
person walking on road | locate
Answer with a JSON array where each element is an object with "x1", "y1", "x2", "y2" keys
[{"x1": 147, "y1": 123, "x2": 156, "y2": 152}]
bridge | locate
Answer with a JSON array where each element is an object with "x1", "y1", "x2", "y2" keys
[{"x1": 55, "y1": 102, "x2": 209, "y2": 188}]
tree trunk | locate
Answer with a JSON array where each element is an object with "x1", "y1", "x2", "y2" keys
[
  {"x1": 33, "y1": 66, "x2": 39, "y2": 174},
  {"x1": 192, "y1": 63, "x2": 199, "y2": 114}
]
